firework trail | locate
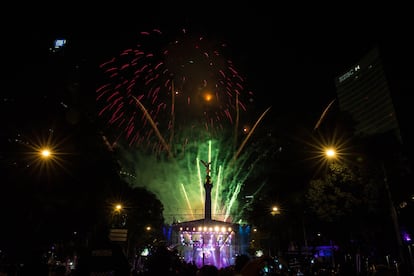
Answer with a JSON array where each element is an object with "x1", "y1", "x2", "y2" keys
[
  {"x1": 96, "y1": 28, "x2": 253, "y2": 155},
  {"x1": 314, "y1": 99, "x2": 336, "y2": 131},
  {"x1": 119, "y1": 129, "x2": 268, "y2": 224},
  {"x1": 97, "y1": 28, "x2": 269, "y2": 224}
]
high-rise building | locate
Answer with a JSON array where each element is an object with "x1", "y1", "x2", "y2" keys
[
  {"x1": 334, "y1": 46, "x2": 402, "y2": 142},
  {"x1": 334, "y1": 46, "x2": 414, "y2": 262}
]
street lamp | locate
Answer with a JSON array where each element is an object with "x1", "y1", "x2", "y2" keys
[
  {"x1": 39, "y1": 148, "x2": 52, "y2": 159},
  {"x1": 270, "y1": 205, "x2": 281, "y2": 256},
  {"x1": 109, "y1": 203, "x2": 128, "y2": 253},
  {"x1": 114, "y1": 204, "x2": 123, "y2": 213},
  {"x1": 325, "y1": 148, "x2": 336, "y2": 159},
  {"x1": 27, "y1": 138, "x2": 68, "y2": 178},
  {"x1": 271, "y1": 206, "x2": 280, "y2": 216},
  {"x1": 111, "y1": 203, "x2": 127, "y2": 228},
  {"x1": 309, "y1": 141, "x2": 344, "y2": 177},
  {"x1": 31, "y1": 146, "x2": 61, "y2": 178}
]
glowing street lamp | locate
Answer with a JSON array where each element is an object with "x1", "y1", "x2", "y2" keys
[
  {"x1": 39, "y1": 148, "x2": 52, "y2": 159},
  {"x1": 310, "y1": 140, "x2": 344, "y2": 177},
  {"x1": 25, "y1": 133, "x2": 69, "y2": 178},
  {"x1": 111, "y1": 203, "x2": 127, "y2": 229},
  {"x1": 269, "y1": 205, "x2": 281, "y2": 256},
  {"x1": 320, "y1": 146, "x2": 339, "y2": 175},
  {"x1": 114, "y1": 204, "x2": 123, "y2": 213},
  {"x1": 325, "y1": 148, "x2": 336, "y2": 159},
  {"x1": 27, "y1": 144, "x2": 64, "y2": 178},
  {"x1": 271, "y1": 206, "x2": 280, "y2": 216}
]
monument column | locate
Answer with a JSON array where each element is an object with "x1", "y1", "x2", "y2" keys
[{"x1": 201, "y1": 160, "x2": 212, "y2": 221}]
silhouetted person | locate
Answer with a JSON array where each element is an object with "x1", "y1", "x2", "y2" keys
[
  {"x1": 197, "y1": 264, "x2": 219, "y2": 276},
  {"x1": 234, "y1": 254, "x2": 250, "y2": 274}
]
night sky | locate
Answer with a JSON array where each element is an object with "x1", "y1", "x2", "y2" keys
[
  {"x1": 5, "y1": 3, "x2": 413, "y2": 118},
  {"x1": 3, "y1": 4, "x2": 414, "y2": 196}
]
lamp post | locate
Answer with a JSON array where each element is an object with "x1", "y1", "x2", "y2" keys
[
  {"x1": 109, "y1": 203, "x2": 128, "y2": 242},
  {"x1": 270, "y1": 205, "x2": 281, "y2": 257},
  {"x1": 112, "y1": 203, "x2": 127, "y2": 228},
  {"x1": 324, "y1": 147, "x2": 338, "y2": 269}
]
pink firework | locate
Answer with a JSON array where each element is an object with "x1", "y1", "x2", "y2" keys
[{"x1": 96, "y1": 28, "x2": 253, "y2": 154}]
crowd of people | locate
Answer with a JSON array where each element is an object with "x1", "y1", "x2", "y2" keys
[{"x1": 133, "y1": 249, "x2": 271, "y2": 276}]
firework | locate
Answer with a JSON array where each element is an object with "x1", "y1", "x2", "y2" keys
[
  {"x1": 97, "y1": 28, "x2": 272, "y2": 225},
  {"x1": 96, "y1": 28, "x2": 253, "y2": 155},
  {"x1": 119, "y1": 132, "x2": 268, "y2": 225}
]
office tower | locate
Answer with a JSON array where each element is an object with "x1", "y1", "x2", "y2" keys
[
  {"x1": 334, "y1": 46, "x2": 414, "y2": 259},
  {"x1": 334, "y1": 46, "x2": 402, "y2": 142}
]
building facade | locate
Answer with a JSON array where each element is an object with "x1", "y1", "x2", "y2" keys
[
  {"x1": 334, "y1": 46, "x2": 414, "y2": 267},
  {"x1": 334, "y1": 46, "x2": 402, "y2": 141}
]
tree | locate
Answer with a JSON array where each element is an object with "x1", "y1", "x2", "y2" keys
[
  {"x1": 306, "y1": 162, "x2": 380, "y2": 223},
  {"x1": 119, "y1": 186, "x2": 165, "y2": 260}
]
